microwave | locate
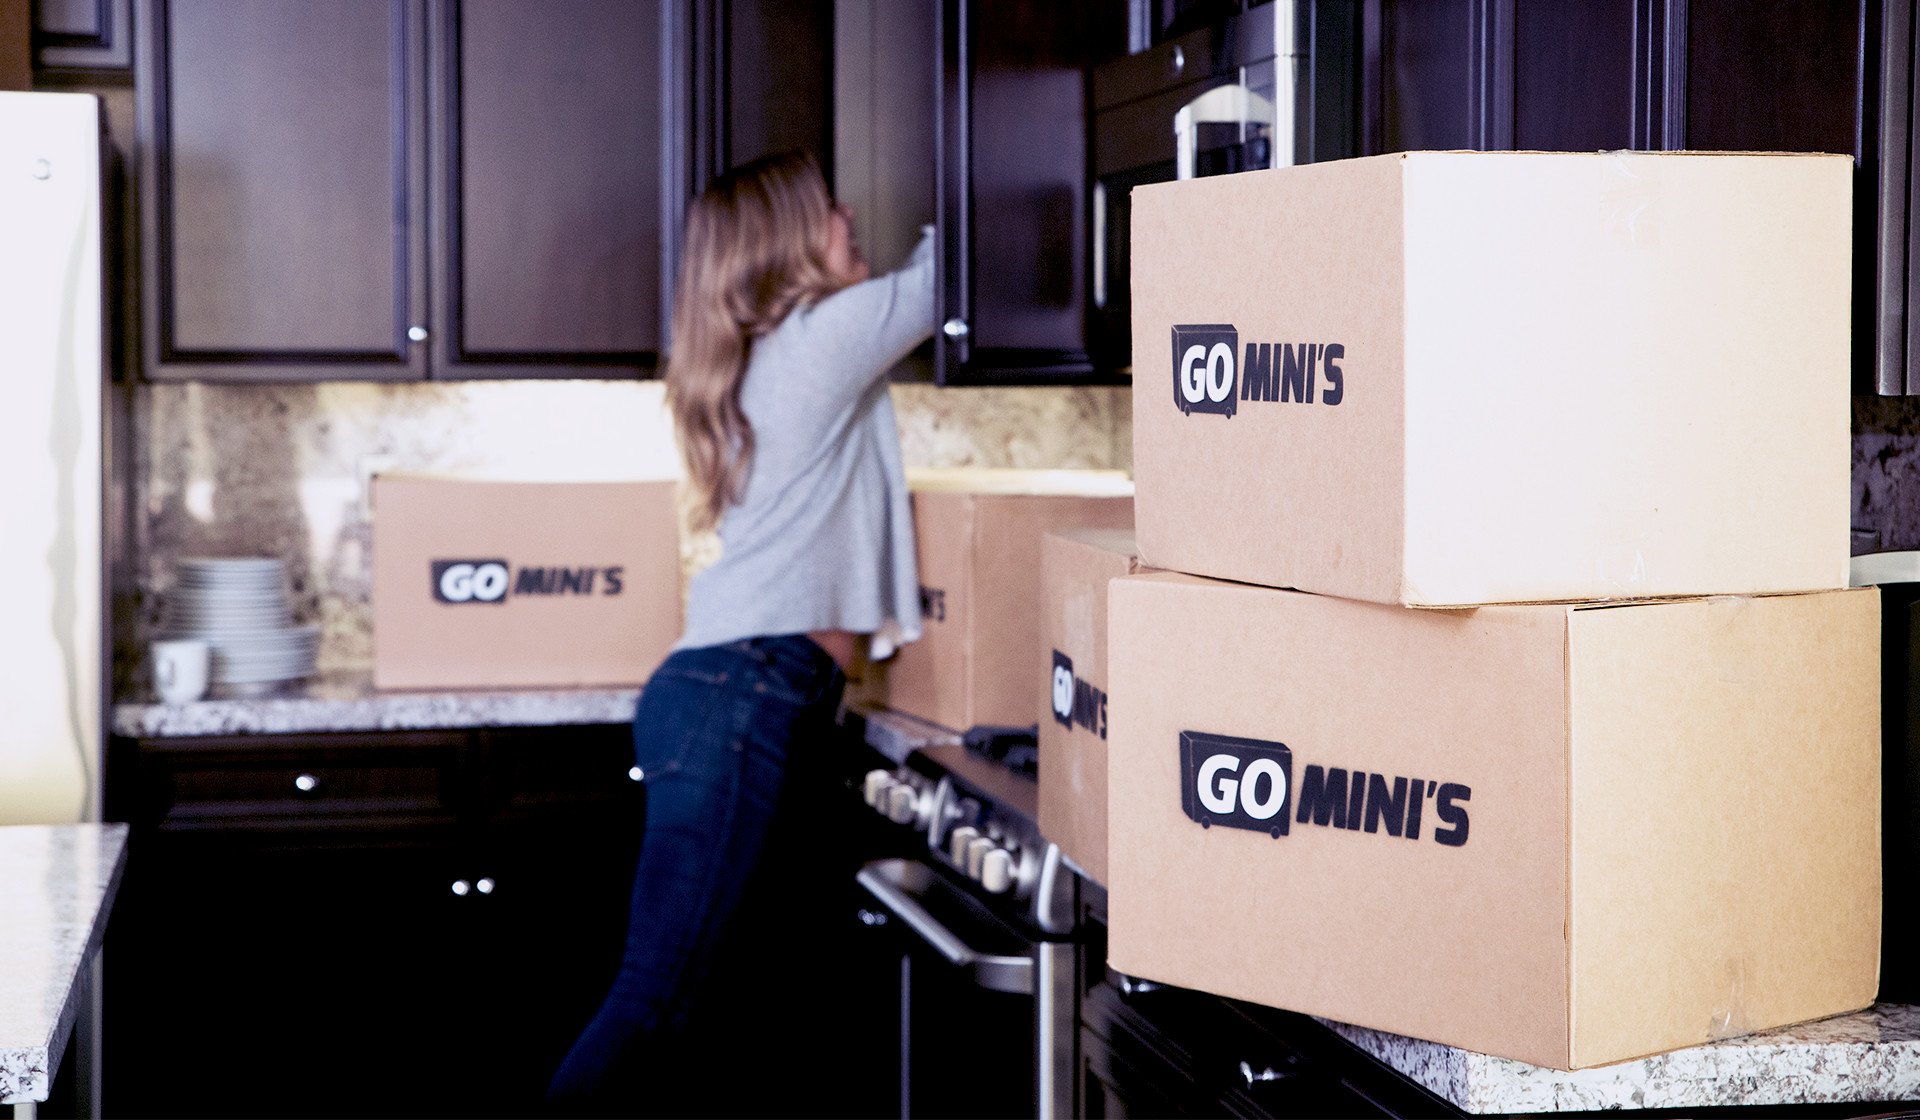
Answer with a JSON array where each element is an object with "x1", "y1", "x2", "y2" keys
[{"x1": 1089, "y1": 0, "x2": 1358, "y2": 375}]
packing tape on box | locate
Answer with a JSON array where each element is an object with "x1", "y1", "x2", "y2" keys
[
  {"x1": 1706, "y1": 594, "x2": 1759, "y2": 691},
  {"x1": 1601, "y1": 152, "x2": 1660, "y2": 250},
  {"x1": 1707, "y1": 957, "x2": 1756, "y2": 1041}
]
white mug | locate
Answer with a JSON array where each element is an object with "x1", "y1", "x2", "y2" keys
[{"x1": 152, "y1": 639, "x2": 211, "y2": 704}]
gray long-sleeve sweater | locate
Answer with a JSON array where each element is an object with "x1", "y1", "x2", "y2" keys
[{"x1": 676, "y1": 228, "x2": 936, "y2": 653}]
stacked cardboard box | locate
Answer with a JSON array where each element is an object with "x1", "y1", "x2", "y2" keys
[
  {"x1": 887, "y1": 469, "x2": 1134, "y2": 733},
  {"x1": 1037, "y1": 528, "x2": 1146, "y2": 886},
  {"x1": 372, "y1": 476, "x2": 683, "y2": 690},
  {"x1": 1104, "y1": 151, "x2": 1880, "y2": 1070}
]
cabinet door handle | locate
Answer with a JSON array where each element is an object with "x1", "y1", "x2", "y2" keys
[
  {"x1": 451, "y1": 879, "x2": 471, "y2": 896},
  {"x1": 476, "y1": 877, "x2": 495, "y2": 895},
  {"x1": 293, "y1": 773, "x2": 318, "y2": 793}
]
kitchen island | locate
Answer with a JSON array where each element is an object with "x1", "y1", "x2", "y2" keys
[{"x1": 0, "y1": 823, "x2": 128, "y2": 1118}]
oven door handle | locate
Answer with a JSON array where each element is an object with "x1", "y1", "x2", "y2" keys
[{"x1": 856, "y1": 859, "x2": 1034, "y2": 995}]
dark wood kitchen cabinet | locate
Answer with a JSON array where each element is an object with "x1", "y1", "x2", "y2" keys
[
  {"x1": 134, "y1": 0, "x2": 674, "y2": 382},
  {"x1": 102, "y1": 723, "x2": 645, "y2": 1118},
  {"x1": 1363, "y1": 0, "x2": 1866, "y2": 156},
  {"x1": 1361, "y1": 0, "x2": 1880, "y2": 388}
]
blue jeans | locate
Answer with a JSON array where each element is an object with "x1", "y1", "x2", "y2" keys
[{"x1": 547, "y1": 635, "x2": 845, "y2": 1112}]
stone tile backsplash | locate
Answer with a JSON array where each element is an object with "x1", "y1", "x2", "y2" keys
[
  {"x1": 131, "y1": 381, "x2": 1917, "y2": 689},
  {"x1": 1853, "y1": 395, "x2": 1920, "y2": 555},
  {"x1": 131, "y1": 380, "x2": 1132, "y2": 682}
]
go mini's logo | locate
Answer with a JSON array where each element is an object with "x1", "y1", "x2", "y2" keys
[
  {"x1": 430, "y1": 559, "x2": 628, "y2": 604},
  {"x1": 1171, "y1": 323, "x2": 1347, "y2": 417},
  {"x1": 432, "y1": 559, "x2": 509, "y2": 604},
  {"x1": 1050, "y1": 650, "x2": 1108, "y2": 739},
  {"x1": 1179, "y1": 729, "x2": 1473, "y2": 847}
]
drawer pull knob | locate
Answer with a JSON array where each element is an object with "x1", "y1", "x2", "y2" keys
[
  {"x1": 451, "y1": 879, "x2": 471, "y2": 896},
  {"x1": 476, "y1": 877, "x2": 495, "y2": 895},
  {"x1": 293, "y1": 774, "x2": 318, "y2": 793},
  {"x1": 628, "y1": 766, "x2": 644, "y2": 782}
]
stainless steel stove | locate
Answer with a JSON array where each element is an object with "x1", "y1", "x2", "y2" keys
[{"x1": 846, "y1": 705, "x2": 1078, "y2": 1119}]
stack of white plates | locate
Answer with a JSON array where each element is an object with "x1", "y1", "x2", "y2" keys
[{"x1": 164, "y1": 558, "x2": 318, "y2": 694}]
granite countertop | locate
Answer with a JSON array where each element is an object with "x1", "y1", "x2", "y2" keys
[
  {"x1": 1323, "y1": 1004, "x2": 1920, "y2": 1113},
  {"x1": 0, "y1": 823, "x2": 128, "y2": 1106},
  {"x1": 113, "y1": 670, "x2": 640, "y2": 738}
]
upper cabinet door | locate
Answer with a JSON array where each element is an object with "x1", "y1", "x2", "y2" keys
[
  {"x1": 136, "y1": 0, "x2": 430, "y2": 381},
  {"x1": 937, "y1": 0, "x2": 1110, "y2": 384},
  {"x1": 429, "y1": 0, "x2": 665, "y2": 380}
]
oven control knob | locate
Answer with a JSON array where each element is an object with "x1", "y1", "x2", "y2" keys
[
  {"x1": 885, "y1": 783, "x2": 919, "y2": 825},
  {"x1": 949, "y1": 825, "x2": 979, "y2": 865},
  {"x1": 863, "y1": 769, "x2": 892, "y2": 808},
  {"x1": 981, "y1": 848, "x2": 1015, "y2": 894},
  {"x1": 966, "y1": 836, "x2": 997, "y2": 880}
]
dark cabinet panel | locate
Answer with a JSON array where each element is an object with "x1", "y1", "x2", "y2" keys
[
  {"x1": 136, "y1": 0, "x2": 428, "y2": 380},
  {"x1": 105, "y1": 724, "x2": 645, "y2": 1118},
  {"x1": 834, "y1": 0, "x2": 937, "y2": 378},
  {"x1": 1513, "y1": 0, "x2": 1635, "y2": 152},
  {"x1": 33, "y1": 0, "x2": 133, "y2": 71},
  {"x1": 725, "y1": 0, "x2": 834, "y2": 167},
  {"x1": 1686, "y1": 0, "x2": 1862, "y2": 156},
  {"x1": 1377, "y1": 0, "x2": 1472, "y2": 152},
  {"x1": 433, "y1": 0, "x2": 662, "y2": 378},
  {"x1": 966, "y1": 0, "x2": 1091, "y2": 360}
]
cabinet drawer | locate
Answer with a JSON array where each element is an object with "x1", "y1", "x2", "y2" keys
[
  {"x1": 477, "y1": 724, "x2": 641, "y2": 826},
  {"x1": 167, "y1": 761, "x2": 448, "y2": 820},
  {"x1": 132, "y1": 732, "x2": 466, "y2": 832}
]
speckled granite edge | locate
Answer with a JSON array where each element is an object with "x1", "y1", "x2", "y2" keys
[
  {"x1": 0, "y1": 824, "x2": 129, "y2": 1105},
  {"x1": 0, "y1": 1048, "x2": 51, "y2": 1106},
  {"x1": 113, "y1": 681, "x2": 641, "y2": 737},
  {"x1": 1319, "y1": 1004, "x2": 1920, "y2": 1113}
]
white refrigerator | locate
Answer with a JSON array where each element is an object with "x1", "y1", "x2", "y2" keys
[{"x1": 0, "y1": 91, "x2": 105, "y2": 825}]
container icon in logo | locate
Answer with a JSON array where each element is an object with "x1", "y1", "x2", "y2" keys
[
  {"x1": 1171, "y1": 324, "x2": 1238, "y2": 417},
  {"x1": 1051, "y1": 651, "x2": 1075, "y2": 728},
  {"x1": 431, "y1": 559, "x2": 510, "y2": 604},
  {"x1": 1179, "y1": 730, "x2": 1290, "y2": 837}
]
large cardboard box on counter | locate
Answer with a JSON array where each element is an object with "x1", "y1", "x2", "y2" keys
[
  {"x1": 1038, "y1": 528, "x2": 1145, "y2": 886},
  {"x1": 372, "y1": 476, "x2": 682, "y2": 690},
  {"x1": 888, "y1": 470, "x2": 1133, "y2": 732},
  {"x1": 1131, "y1": 151, "x2": 1852, "y2": 607},
  {"x1": 1107, "y1": 571, "x2": 1881, "y2": 1070}
]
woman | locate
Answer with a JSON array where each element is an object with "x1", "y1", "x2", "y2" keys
[{"x1": 548, "y1": 151, "x2": 934, "y2": 1110}]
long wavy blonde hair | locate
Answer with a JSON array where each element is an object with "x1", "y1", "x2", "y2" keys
[{"x1": 668, "y1": 151, "x2": 847, "y2": 531}]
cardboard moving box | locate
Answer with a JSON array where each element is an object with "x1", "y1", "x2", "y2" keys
[
  {"x1": 1039, "y1": 528, "x2": 1143, "y2": 885},
  {"x1": 1107, "y1": 571, "x2": 1880, "y2": 1069},
  {"x1": 1131, "y1": 151, "x2": 1852, "y2": 607},
  {"x1": 373, "y1": 476, "x2": 682, "y2": 690},
  {"x1": 888, "y1": 470, "x2": 1133, "y2": 732}
]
